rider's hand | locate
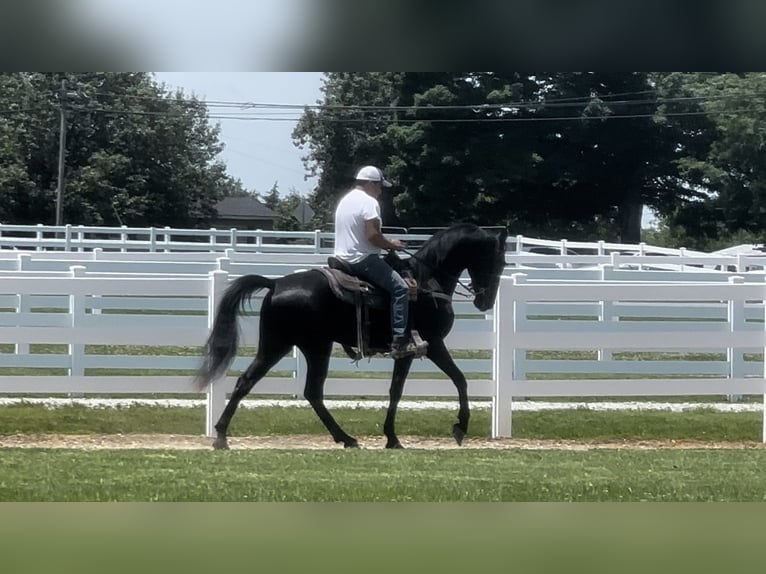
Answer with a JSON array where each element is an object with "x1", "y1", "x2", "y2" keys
[{"x1": 390, "y1": 239, "x2": 406, "y2": 251}]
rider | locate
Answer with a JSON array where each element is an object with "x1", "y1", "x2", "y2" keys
[{"x1": 334, "y1": 165, "x2": 417, "y2": 358}]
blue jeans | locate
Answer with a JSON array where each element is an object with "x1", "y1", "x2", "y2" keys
[{"x1": 348, "y1": 254, "x2": 409, "y2": 340}]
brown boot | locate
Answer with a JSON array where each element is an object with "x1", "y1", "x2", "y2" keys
[
  {"x1": 390, "y1": 335, "x2": 417, "y2": 359},
  {"x1": 390, "y1": 334, "x2": 428, "y2": 359}
]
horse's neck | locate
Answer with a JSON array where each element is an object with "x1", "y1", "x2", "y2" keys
[{"x1": 413, "y1": 246, "x2": 466, "y2": 295}]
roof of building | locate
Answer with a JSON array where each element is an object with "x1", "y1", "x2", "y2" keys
[{"x1": 215, "y1": 196, "x2": 277, "y2": 219}]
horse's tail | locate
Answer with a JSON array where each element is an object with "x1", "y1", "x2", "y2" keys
[{"x1": 193, "y1": 275, "x2": 275, "y2": 390}]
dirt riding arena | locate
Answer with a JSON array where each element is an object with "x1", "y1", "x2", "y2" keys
[
  {"x1": 1, "y1": 399, "x2": 762, "y2": 451},
  {"x1": 1, "y1": 433, "x2": 764, "y2": 451}
]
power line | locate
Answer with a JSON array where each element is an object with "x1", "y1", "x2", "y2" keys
[
  {"x1": 4, "y1": 85, "x2": 766, "y2": 124},
  {"x1": 1, "y1": 103, "x2": 750, "y2": 124},
  {"x1": 200, "y1": 108, "x2": 753, "y2": 123},
  {"x1": 7, "y1": 72, "x2": 766, "y2": 118},
  {"x1": 86, "y1": 87, "x2": 766, "y2": 113}
]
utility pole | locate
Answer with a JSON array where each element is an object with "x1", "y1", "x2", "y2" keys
[{"x1": 55, "y1": 79, "x2": 67, "y2": 227}]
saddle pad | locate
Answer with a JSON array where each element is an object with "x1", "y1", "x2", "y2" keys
[{"x1": 315, "y1": 268, "x2": 388, "y2": 308}]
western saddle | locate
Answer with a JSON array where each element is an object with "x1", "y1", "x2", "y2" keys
[{"x1": 317, "y1": 256, "x2": 427, "y2": 360}]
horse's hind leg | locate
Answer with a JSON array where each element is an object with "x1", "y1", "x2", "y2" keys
[
  {"x1": 301, "y1": 343, "x2": 358, "y2": 448},
  {"x1": 212, "y1": 343, "x2": 290, "y2": 450}
]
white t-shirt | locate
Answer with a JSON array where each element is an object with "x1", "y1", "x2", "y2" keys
[{"x1": 334, "y1": 187, "x2": 381, "y2": 263}]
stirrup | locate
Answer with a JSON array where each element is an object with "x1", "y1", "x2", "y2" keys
[
  {"x1": 388, "y1": 330, "x2": 428, "y2": 359},
  {"x1": 410, "y1": 330, "x2": 428, "y2": 357}
]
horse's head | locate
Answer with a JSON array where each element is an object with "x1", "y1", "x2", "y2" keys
[
  {"x1": 466, "y1": 228, "x2": 508, "y2": 312},
  {"x1": 410, "y1": 224, "x2": 507, "y2": 310}
]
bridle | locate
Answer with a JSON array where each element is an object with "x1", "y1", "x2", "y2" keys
[{"x1": 400, "y1": 248, "x2": 488, "y2": 299}]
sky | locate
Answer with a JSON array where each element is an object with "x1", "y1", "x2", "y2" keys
[
  {"x1": 47, "y1": 3, "x2": 324, "y2": 196},
  {"x1": 152, "y1": 72, "x2": 324, "y2": 197}
]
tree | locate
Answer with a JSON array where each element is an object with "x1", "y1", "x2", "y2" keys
[
  {"x1": 655, "y1": 73, "x2": 766, "y2": 245},
  {"x1": 258, "y1": 183, "x2": 322, "y2": 231},
  {"x1": 0, "y1": 72, "x2": 236, "y2": 227},
  {"x1": 0, "y1": 73, "x2": 59, "y2": 223},
  {"x1": 295, "y1": 72, "x2": 685, "y2": 242},
  {"x1": 388, "y1": 72, "x2": 542, "y2": 230},
  {"x1": 293, "y1": 72, "x2": 404, "y2": 227},
  {"x1": 260, "y1": 181, "x2": 281, "y2": 211},
  {"x1": 529, "y1": 72, "x2": 686, "y2": 242}
]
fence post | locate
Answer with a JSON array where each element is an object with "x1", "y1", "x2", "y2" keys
[
  {"x1": 763, "y1": 280, "x2": 766, "y2": 443},
  {"x1": 208, "y1": 228, "x2": 217, "y2": 252},
  {"x1": 15, "y1": 284, "x2": 30, "y2": 355},
  {"x1": 36, "y1": 223, "x2": 44, "y2": 251},
  {"x1": 293, "y1": 346, "x2": 306, "y2": 398},
  {"x1": 599, "y1": 265, "x2": 614, "y2": 362},
  {"x1": 78, "y1": 225, "x2": 88, "y2": 252},
  {"x1": 493, "y1": 275, "x2": 517, "y2": 438},
  {"x1": 120, "y1": 225, "x2": 128, "y2": 253},
  {"x1": 216, "y1": 255, "x2": 231, "y2": 273},
  {"x1": 511, "y1": 273, "x2": 527, "y2": 400},
  {"x1": 69, "y1": 266, "x2": 87, "y2": 397},
  {"x1": 255, "y1": 230, "x2": 263, "y2": 252},
  {"x1": 727, "y1": 276, "x2": 745, "y2": 402},
  {"x1": 737, "y1": 253, "x2": 746, "y2": 273},
  {"x1": 15, "y1": 253, "x2": 33, "y2": 353},
  {"x1": 64, "y1": 224, "x2": 73, "y2": 251},
  {"x1": 205, "y1": 270, "x2": 229, "y2": 437},
  {"x1": 16, "y1": 253, "x2": 31, "y2": 271}
]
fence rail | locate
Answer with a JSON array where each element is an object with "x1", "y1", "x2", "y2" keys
[
  {"x1": 4, "y1": 222, "x2": 766, "y2": 271},
  {"x1": 494, "y1": 274, "x2": 766, "y2": 440},
  {"x1": 0, "y1": 267, "x2": 492, "y2": 437},
  {"x1": 1, "y1": 226, "x2": 766, "y2": 440}
]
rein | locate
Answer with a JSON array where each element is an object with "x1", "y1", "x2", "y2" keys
[{"x1": 401, "y1": 248, "x2": 480, "y2": 299}]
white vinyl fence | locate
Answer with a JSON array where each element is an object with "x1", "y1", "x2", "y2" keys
[
  {"x1": 0, "y1": 268, "x2": 493, "y2": 437},
  {"x1": 4, "y1": 222, "x2": 766, "y2": 272},
  {"x1": 2, "y1": 227, "x2": 766, "y2": 441},
  {"x1": 494, "y1": 274, "x2": 766, "y2": 441}
]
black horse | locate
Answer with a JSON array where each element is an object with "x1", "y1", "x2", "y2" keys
[{"x1": 194, "y1": 223, "x2": 508, "y2": 449}]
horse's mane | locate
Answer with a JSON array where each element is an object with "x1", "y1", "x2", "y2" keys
[
  {"x1": 413, "y1": 223, "x2": 485, "y2": 264},
  {"x1": 407, "y1": 223, "x2": 489, "y2": 282}
]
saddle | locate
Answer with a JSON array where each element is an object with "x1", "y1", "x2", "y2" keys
[{"x1": 318, "y1": 256, "x2": 425, "y2": 360}]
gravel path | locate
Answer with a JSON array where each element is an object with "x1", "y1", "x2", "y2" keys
[
  {"x1": 1, "y1": 397, "x2": 762, "y2": 450},
  {"x1": 1, "y1": 433, "x2": 764, "y2": 450},
  {"x1": 0, "y1": 397, "x2": 762, "y2": 412}
]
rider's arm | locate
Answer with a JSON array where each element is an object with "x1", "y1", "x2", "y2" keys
[{"x1": 365, "y1": 218, "x2": 404, "y2": 251}]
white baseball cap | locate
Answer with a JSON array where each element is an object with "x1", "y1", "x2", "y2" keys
[{"x1": 355, "y1": 165, "x2": 392, "y2": 187}]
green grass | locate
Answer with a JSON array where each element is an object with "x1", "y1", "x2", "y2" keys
[
  {"x1": 3, "y1": 341, "x2": 765, "y2": 501},
  {"x1": 0, "y1": 404, "x2": 765, "y2": 501},
  {"x1": 1, "y1": 448, "x2": 765, "y2": 501},
  {"x1": 0, "y1": 404, "x2": 761, "y2": 442}
]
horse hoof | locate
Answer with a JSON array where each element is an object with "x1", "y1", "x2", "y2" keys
[
  {"x1": 386, "y1": 441, "x2": 404, "y2": 449},
  {"x1": 452, "y1": 425, "x2": 466, "y2": 446},
  {"x1": 344, "y1": 439, "x2": 359, "y2": 449},
  {"x1": 212, "y1": 438, "x2": 230, "y2": 450}
]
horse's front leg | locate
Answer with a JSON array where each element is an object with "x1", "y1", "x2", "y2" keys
[
  {"x1": 425, "y1": 339, "x2": 470, "y2": 445},
  {"x1": 383, "y1": 355, "x2": 415, "y2": 449}
]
